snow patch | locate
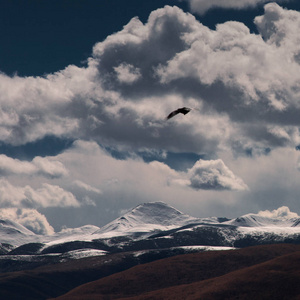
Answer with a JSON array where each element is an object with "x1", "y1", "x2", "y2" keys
[
  {"x1": 171, "y1": 245, "x2": 236, "y2": 251},
  {"x1": 60, "y1": 249, "x2": 107, "y2": 260}
]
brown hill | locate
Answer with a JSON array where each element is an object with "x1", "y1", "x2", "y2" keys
[
  {"x1": 136, "y1": 251, "x2": 300, "y2": 300},
  {"x1": 0, "y1": 252, "x2": 143, "y2": 300},
  {"x1": 54, "y1": 244, "x2": 300, "y2": 300}
]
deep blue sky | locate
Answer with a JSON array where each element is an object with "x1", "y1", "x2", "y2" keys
[
  {"x1": 1, "y1": 1, "x2": 299, "y2": 77},
  {"x1": 0, "y1": 0, "x2": 187, "y2": 76},
  {"x1": 0, "y1": 0, "x2": 285, "y2": 77}
]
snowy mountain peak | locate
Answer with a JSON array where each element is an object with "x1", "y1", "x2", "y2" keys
[
  {"x1": 129, "y1": 202, "x2": 193, "y2": 225},
  {"x1": 0, "y1": 219, "x2": 36, "y2": 236},
  {"x1": 93, "y1": 202, "x2": 199, "y2": 237},
  {"x1": 0, "y1": 218, "x2": 39, "y2": 247},
  {"x1": 225, "y1": 213, "x2": 297, "y2": 227}
]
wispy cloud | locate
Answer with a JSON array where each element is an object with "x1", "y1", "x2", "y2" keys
[
  {"x1": 0, "y1": 154, "x2": 68, "y2": 178},
  {"x1": 0, "y1": 179, "x2": 79, "y2": 209},
  {"x1": 73, "y1": 180, "x2": 102, "y2": 195},
  {"x1": 184, "y1": 0, "x2": 290, "y2": 15}
]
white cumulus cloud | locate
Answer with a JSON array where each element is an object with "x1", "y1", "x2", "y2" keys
[
  {"x1": 114, "y1": 63, "x2": 141, "y2": 84},
  {"x1": 187, "y1": 159, "x2": 249, "y2": 191},
  {"x1": 258, "y1": 206, "x2": 299, "y2": 219}
]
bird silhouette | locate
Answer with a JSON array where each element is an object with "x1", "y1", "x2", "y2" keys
[{"x1": 166, "y1": 107, "x2": 191, "y2": 120}]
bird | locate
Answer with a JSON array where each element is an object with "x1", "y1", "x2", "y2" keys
[{"x1": 166, "y1": 107, "x2": 191, "y2": 120}]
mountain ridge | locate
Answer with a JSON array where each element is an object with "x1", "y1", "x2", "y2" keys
[
  {"x1": 1, "y1": 202, "x2": 300, "y2": 299},
  {"x1": 225, "y1": 213, "x2": 300, "y2": 227},
  {"x1": 2, "y1": 202, "x2": 300, "y2": 246},
  {"x1": 0, "y1": 201, "x2": 300, "y2": 273}
]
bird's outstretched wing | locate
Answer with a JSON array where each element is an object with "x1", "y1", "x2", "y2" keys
[
  {"x1": 167, "y1": 107, "x2": 191, "y2": 119},
  {"x1": 167, "y1": 109, "x2": 180, "y2": 119}
]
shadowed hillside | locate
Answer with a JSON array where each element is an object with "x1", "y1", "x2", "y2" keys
[
  {"x1": 54, "y1": 244, "x2": 300, "y2": 300},
  {"x1": 139, "y1": 251, "x2": 300, "y2": 300}
]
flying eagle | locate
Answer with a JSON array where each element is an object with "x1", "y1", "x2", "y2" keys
[{"x1": 166, "y1": 107, "x2": 191, "y2": 120}]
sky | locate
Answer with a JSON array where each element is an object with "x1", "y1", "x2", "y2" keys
[{"x1": 1, "y1": 0, "x2": 300, "y2": 234}]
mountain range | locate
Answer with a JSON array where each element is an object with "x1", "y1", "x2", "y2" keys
[
  {"x1": 1, "y1": 202, "x2": 300, "y2": 299},
  {"x1": 0, "y1": 201, "x2": 300, "y2": 273}
]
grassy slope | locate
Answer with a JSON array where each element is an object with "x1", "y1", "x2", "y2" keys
[{"x1": 53, "y1": 244, "x2": 300, "y2": 300}]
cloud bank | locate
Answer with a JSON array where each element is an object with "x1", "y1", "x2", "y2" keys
[{"x1": 0, "y1": 4, "x2": 299, "y2": 155}]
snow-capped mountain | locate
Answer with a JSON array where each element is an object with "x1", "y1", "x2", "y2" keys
[
  {"x1": 92, "y1": 202, "x2": 203, "y2": 238},
  {"x1": 225, "y1": 213, "x2": 298, "y2": 227},
  {"x1": 0, "y1": 219, "x2": 36, "y2": 236},
  {"x1": 0, "y1": 219, "x2": 38, "y2": 247},
  {"x1": 1, "y1": 202, "x2": 300, "y2": 272},
  {"x1": 1, "y1": 202, "x2": 300, "y2": 249}
]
